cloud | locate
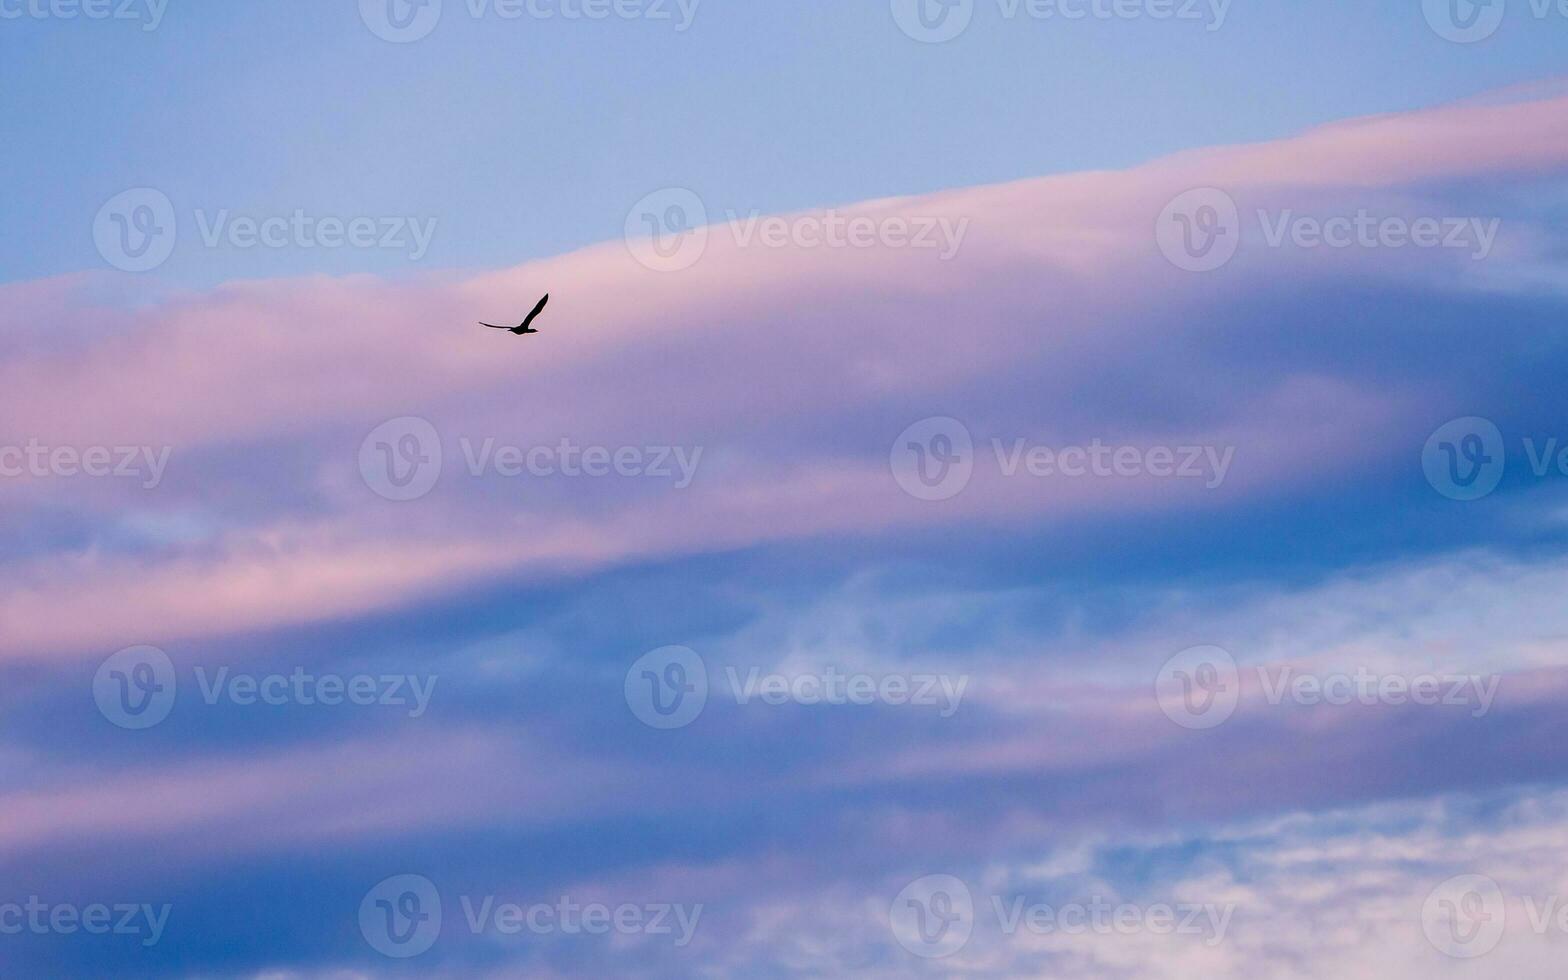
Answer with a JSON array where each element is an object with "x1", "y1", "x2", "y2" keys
[
  {"x1": 0, "y1": 729, "x2": 633, "y2": 866},
  {"x1": 8, "y1": 86, "x2": 1567, "y2": 657},
  {"x1": 651, "y1": 786, "x2": 1568, "y2": 978}
]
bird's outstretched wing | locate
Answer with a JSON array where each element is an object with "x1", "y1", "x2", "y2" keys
[
  {"x1": 522, "y1": 294, "x2": 550, "y2": 329},
  {"x1": 479, "y1": 322, "x2": 514, "y2": 330}
]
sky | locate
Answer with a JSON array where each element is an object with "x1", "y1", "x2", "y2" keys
[
  {"x1": 3, "y1": 1, "x2": 1568, "y2": 977},
  {"x1": 3, "y1": 0, "x2": 1568, "y2": 287}
]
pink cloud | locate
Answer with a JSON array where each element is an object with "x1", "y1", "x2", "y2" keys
[
  {"x1": 0, "y1": 729, "x2": 630, "y2": 864},
  {"x1": 3, "y1": 84, "x2": 1564, "y2": 656}
]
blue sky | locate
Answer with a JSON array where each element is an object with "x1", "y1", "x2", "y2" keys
[{"x1": 3, "y1": 1, "x2": 1566, "y2": 286}]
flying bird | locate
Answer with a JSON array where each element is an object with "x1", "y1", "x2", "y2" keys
[{"x1": 481, "y1": 294, "x2": 549, "y2": 335}]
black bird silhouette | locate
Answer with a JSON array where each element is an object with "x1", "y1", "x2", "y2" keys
[{"x1": 481, "y1": 294, "x2": 549, "y2": 335}]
